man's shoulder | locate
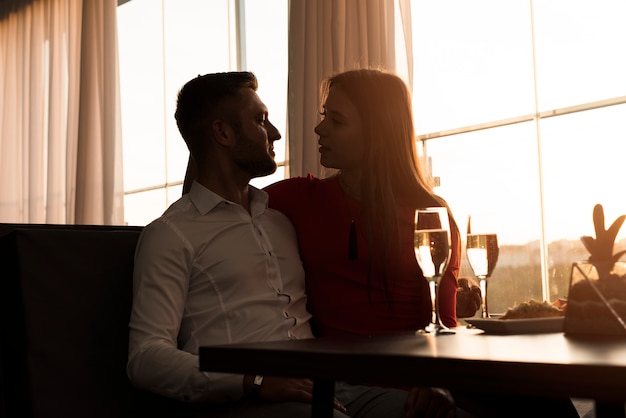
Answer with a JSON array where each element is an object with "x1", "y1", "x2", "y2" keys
[
  {"x1": 263, "y1": 206, "x2": 296, "y2": 224},
  {"x1": 141, "y1": 197, "x2": 194, "y2": 235}
]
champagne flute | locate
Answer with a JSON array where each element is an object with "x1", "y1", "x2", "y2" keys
[
  {"x1": 414, "y1": 207, "x2": 454, "y2": 334},
  {"x1": 466, "y1": 214, "x2": 500, "y2": 318}
]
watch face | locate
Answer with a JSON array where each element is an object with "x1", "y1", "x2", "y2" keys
[{"x1": 253, "y1": 375, "x2": 264, "y2": 386}]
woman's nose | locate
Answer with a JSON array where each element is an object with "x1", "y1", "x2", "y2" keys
[{"x1": 314, "y1": 120, "x2": 324, "y2": 136}]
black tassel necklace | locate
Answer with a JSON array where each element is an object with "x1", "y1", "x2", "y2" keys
[
  {"x1": 348, "y1": 218, "x2": 358, "y2": 260},
  {"x1": 338, "y1": 174, "x2": 360, "y2": 260}
]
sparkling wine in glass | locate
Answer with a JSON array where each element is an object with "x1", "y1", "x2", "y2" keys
[
  {"x1": 414, "y1": 207, "x2": 453, "y2": 334},
  {"x1": 466, "y1": 214, "x2": 500, "y2": 318}
]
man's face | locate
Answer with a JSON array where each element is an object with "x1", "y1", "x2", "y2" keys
[{"x1": 231, "y1": 88, "x2": 282, "y2": 178}]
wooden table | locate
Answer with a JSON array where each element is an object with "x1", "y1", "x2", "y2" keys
[{"x1": 199, "y1": 329, "x2": 626, "y2": 418}]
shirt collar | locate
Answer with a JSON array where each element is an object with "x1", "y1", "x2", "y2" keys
[{"x1": 188, "y1": 180, "x2": 269, "y2": 216}]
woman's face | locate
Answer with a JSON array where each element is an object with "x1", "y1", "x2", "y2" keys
[{"x1": 315, "y1": 87, "x2": 364, "y2": 170}]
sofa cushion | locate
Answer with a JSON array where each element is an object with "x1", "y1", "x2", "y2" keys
[{"x1": 1, "y1": 226, "x2": 141, "y2": 418}]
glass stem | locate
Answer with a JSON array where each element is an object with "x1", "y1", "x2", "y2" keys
[
  {"x1": 432, "y1": 280, "x2": 447, "y2": 327},
  {"x1": 480, "y1": 278, "x2": 488, "y2": 318},
  {"x1": 430, "y1": 280, "x2": 437, "y2": 324}
]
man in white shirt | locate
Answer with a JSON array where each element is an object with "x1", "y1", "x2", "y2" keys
[{"x1": 127, "y1": 72, "x2": 365, "y2": 417}]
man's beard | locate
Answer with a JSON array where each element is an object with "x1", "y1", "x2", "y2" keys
[{"x1": 231, "y1": 127, "x2": 277, "y2": 179}]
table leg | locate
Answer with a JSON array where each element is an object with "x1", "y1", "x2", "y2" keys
[
  {"x1": 595, "y1": 401, "x2": 625, "y2": 418},
  {"x1": 311, "y1": 379, "x2": 335, "y2": 418}
]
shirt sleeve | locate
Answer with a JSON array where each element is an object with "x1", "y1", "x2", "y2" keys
[{"x1": 126, "y1": 219, "x2": 244, "y2": 402}]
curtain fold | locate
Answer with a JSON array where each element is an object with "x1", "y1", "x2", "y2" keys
[
  {"x1": 287, "y1": 0, "x2": 413, "y2": 178},
  {"x1": 0, "y1": 0, "x2": 123, "y2": 224}
]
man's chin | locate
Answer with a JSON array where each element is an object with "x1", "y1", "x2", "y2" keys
[{"x1": 249, "y1": 164, "x2": 277, "y2": 180}]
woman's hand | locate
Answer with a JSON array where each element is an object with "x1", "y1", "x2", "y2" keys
[{"x1": 456, "y1": 277, "x2": 482, "y2": 318}]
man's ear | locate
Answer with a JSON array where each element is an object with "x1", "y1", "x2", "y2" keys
[{"x1": 211, "y1": 119, "x2": 234, "y2": 147}]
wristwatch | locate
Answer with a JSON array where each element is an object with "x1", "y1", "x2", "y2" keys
[{"x1": 252, "y1": 375, "x2": 264, "y2": 394}]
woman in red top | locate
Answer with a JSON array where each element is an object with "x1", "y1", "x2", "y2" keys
[
  {"x1": 264, "y1": 68, "x2": 581, "y2": 418},
  {"x1": 264, "y1": 69, "x2": 461, "y2": 336}
]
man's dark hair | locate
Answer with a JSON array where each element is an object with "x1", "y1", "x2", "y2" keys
[{"x1": 175, "y1": 71, "x2": 258, "y2": 152}]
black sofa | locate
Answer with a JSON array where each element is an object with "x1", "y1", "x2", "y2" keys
[{"x1": 0, "y1": 223, "x2": 189, "y2": 418}]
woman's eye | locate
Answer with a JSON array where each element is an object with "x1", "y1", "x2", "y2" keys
[{"x1": 319, "y1": 111, "x2": 344, "y2": 125}]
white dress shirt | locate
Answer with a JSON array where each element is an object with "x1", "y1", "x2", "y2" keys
[{"x1": 127, "y1": 181, "x2": 314, "y2": 402}]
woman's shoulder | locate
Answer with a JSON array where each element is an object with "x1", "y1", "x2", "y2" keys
[
  {"x1": 264, "y1": 174, "x2": 337, "y2": 195},
  {"x1": 264, "y1": 174, "x2": 339, "y2": 214}
]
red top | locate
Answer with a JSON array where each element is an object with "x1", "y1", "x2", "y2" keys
[{"x1": 265, "y1": 175, "x2": 459, "y2": 337}]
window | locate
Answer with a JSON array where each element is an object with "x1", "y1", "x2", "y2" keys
[
  {"x1": 117, "y1": 0, "x2": 287, "y2": 226},
  {"x1": 413, "y1": 0, "x2": 626, "y2": 312},
  {"x1": 118, "y1": 0, "x2": 626, "y2": 314}
]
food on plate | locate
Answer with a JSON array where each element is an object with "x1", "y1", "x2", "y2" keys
[{"x1": 501, "y1": 299, "x2": 564, "y2": 319}]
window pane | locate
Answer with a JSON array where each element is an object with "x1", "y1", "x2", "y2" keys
[
  {"x1": 124, "y1": 188, "x2": 168, "y2": 227},
  {"x1": 540, "y1": 104, "x2": 626, "y2": 267},
  {"x1": 118, "y1": 0, "x2": 166, "y2": 191},
  {"x1": 243, "y1": 0, "x2": 288, "y2": 166},
  {"x1": 163, "y1": 0, "x2": 232, "y2": 185},
  {"x1": 533, "y1": 1, "x2": 626, "y2": 110},
  {"x1": 426, "y1": 122, "x2": 544, "y2": 313},
  {"x1": 412, "y1": 0, "x2": 535, "y2": 133},
  {"x1": 168, "y1": 185, "x2": 184, "y2": 206},
  {"x1": 118, "y1": 0, "x2": 234, "y2": 226}
]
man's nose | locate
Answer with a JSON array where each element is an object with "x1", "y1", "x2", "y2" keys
[{"x1": 268, "y1": 121, "x2": 281, "y2": 141}]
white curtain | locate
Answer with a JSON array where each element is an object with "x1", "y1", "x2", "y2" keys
[
  {"x1": 287, "y1": 0, "x2": 413, "y2": 178},
  {"x1": 0, "y1": 0, "x2": 124, "y2": 225}
]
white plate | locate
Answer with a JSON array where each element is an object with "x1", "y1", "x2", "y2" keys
[{"x1": 465, "y1": 317, "x2": 565, "y2": 335}]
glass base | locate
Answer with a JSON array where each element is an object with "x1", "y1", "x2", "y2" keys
[{"x1": 424, "y1": 323, "x2": 456, "y2": 335}]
